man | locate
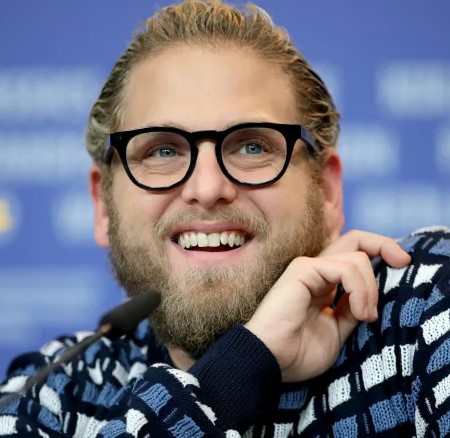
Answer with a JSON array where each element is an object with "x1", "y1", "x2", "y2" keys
[{"x1": 0, "y1": 1, "x2": 449, "y2": 436}]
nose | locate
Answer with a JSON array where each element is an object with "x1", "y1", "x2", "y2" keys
[{"x1": 180, "y1": 141, "x2": 238, "y2": 209}]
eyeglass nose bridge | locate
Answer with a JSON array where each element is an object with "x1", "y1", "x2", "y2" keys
[
  {"x1": 185, "y1": 129, "x2": 226, "y2": 150},
  {"x1": 181, "y1": 129, "x2": 232, "y2": 184}
]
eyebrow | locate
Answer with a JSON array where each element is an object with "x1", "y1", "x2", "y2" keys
[{"x1": 142, "y1": 118, "x2": 275, "y2": 132}]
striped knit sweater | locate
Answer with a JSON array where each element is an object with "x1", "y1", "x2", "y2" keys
[{"x1": 1, "y1": 226, "x2": 450, "y2": 437}]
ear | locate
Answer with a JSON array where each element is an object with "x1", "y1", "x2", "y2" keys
[
  {"x1": 89, "y1": 163, "x2": 110, "y2": 248},
  {"x1": 320, "y1": 149, "x2": 344, "y2": 241}
]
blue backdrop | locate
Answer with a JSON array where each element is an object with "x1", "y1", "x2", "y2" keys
[{"x1": 0, "y1": 1, "x2": 449, "y2": 377}]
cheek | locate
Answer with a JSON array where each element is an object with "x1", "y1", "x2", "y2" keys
[
  {"x1": 113, "y1": 172, "x2": 174, "y2": 228},
  {"x1": 252, "y1": 181, "x2": 310, "y2": 229},
  {"x1": 251, "y1": 190, "x2": 306, "y2": 232}
]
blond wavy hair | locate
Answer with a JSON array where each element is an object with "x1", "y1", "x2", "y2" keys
[{"x1": 85, "y1": 0, "x2": 340, "y2": 165}]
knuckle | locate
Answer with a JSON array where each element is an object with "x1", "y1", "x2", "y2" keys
[
  {"x1": 342, "y1": 252, "x2": 368, "y2": 272},
  {"x1": 345, "y1": 229, "x2": 363, "y2": 240},
  {"x1": 358, "y1": 287, "x2": 370, "y2": 300},
  {"x1": 355, "y1": 250, "x2": 370, "y2": 263},
  {"x1": 343, "y1": 258, "x2": 359, "y2": 273},
  {"x1": 386, "y1": 237, "x2": 399, "y2": 246}
]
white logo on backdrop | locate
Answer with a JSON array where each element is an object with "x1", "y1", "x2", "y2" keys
[
  {"x1": 377, "y1": 62, "x2": 450, "y2": 117},
  {"x1": 350, "y1": 184, "x2": 450, "y2": 236},
  {"x1": 436, "y1": 125, "x2": 450, "y2": 177},
  {"x1": 52, "y1": 192, "x2": 94, "y2": 245},
  {"x1": 0, "y1": 131, "x2": 91, "y2": 184},
  {"x1": 0, "y1": 68, "x2": 102, "y2": 122},
  {"x1": 339, "y1": 123, "x2": 400, "y2": 179}
]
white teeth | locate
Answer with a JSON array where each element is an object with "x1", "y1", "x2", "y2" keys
[
  {"x1": 177, "y1": 230, "x2": 248, "y2": 249},
  {"x1": 208, "y1": 233, "x2": 221, "y2": 247},
  {"x1": 190, "y1": 232, "x2": 197, "y2": 247},
  {"x1": 197, "y1": 232, "x2": 208, "y2": 247},
  {"x1": 220, "y1": 232, "x2": 228, "y2": 245}
]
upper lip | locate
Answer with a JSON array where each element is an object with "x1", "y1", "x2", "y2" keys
[{"x1": 170, "y1": 221, "x2": 252, "y2": 239}]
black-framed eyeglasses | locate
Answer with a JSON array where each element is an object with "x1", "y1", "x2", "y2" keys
[{"x1": 104, "y1": 122, "x2": 322, "y2": 191}]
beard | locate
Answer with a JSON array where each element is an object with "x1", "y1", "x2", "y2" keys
[{"x1": 107, "y1": 179, "x2": 328, "y2": 359}]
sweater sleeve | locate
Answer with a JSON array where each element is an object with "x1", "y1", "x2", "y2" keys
[
  {"x1": 99, "y1": 325, "x2": 281, "y2": 437},
  {"x1": 410, "y1": 264, "x2": 450, "y2": 437},
  {"x1": 0, "y1": 325, "x2": 281, "y2": 437}
]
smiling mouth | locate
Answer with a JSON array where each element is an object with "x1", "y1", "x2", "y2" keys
[{"x1": 174, "y1": 230, "x2": 251, "y2": 251}]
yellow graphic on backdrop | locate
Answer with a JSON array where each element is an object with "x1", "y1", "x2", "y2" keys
[{"x1": 0, "y1": 199, "x2": 14, "y2": 234}]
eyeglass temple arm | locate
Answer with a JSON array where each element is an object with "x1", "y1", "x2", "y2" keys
[
  {"x1": 103, "y1": 137, "x2": 114, "y2": 164},
  {"x1": 300, "y1": 126, "x2": 321, "y2": 154}
]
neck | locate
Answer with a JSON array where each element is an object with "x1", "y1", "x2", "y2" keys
[{"x1": 167, "y1": 346, "x2": 196, "y2": 371}]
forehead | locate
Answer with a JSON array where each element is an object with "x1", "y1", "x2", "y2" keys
[{"x1": 120, "y1": 45, "x2": 299, "y2": 131}]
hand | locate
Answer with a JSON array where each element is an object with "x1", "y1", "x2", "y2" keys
[{"x1": 245, "y1": 230, "x2": 411, "y2": 382}]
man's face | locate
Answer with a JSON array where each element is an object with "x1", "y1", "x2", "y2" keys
[{"x1": 91, "y1": 45, "x2": 342, "y2": 357}]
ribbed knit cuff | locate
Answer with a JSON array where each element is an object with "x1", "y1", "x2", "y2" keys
[{"x1": 189, "y1": 324, "x2": 281, "y2": 432}]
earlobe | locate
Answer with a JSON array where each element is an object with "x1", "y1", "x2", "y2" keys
[
  {"x1": 321, "y1": 150, "x2": 344, "y2": 240},
  {"x1": 89, "y1": 164, "x2": 110, "y2": 248}
]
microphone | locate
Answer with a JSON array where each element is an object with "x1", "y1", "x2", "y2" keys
[{"x1": 0, "y1": 290, "x2": 161, "y2": 410}]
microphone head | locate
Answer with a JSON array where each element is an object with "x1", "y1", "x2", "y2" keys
[{"x1": 98, "y1": 290, "x2": 161, "y2": 339}]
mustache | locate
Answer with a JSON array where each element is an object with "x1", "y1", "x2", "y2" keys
[{"x1": 154, "y1": 206, "x2": 270, "y2": 239}]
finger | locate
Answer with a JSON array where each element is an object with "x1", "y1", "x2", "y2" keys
[
  {"x1": 321, "y1": 230, "x2": 411, "y2": 268},
  {"x1": 345, "y1": 252, "x2": 379, "y2": 320},
  {"x1": 263, "y1": 253, "x2": 379, "y2": 323},
  {"x1": 309, "y1": 254, "x2": 378, "y2": 320},
  {"x1": 334, "y1": 293, "x2": 359, "y2": 346}
]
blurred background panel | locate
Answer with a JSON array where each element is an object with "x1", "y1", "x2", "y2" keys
[{"x1": 0, "y1": 0, "x2": 449, "y2": 377}]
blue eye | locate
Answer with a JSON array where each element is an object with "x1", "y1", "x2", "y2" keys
[
  {"x1": 239, "y1": 143, "x2": 263, "y2": 154},
  {"x1": 154, "y1": 147, "x2": 177, "y2": 158}
]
